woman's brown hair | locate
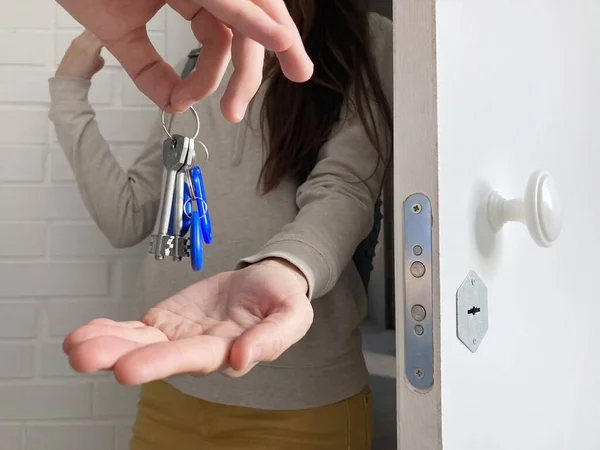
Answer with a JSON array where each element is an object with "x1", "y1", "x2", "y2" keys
[{"x1": 256, "y1": 0, "x2": 393, "y2": 193}]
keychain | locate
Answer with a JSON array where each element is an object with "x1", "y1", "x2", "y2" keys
[{"x1": 149, "y1": 106, "x2": 212, "y2": 271}]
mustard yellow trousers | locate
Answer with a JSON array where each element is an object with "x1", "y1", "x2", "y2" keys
[{"x1": 129, "y1": 380, "x2": 374, "y2": 450}]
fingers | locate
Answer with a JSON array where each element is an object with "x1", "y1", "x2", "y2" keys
[
  {"x1": 219, "y1": 32, "x2": 265, "y2": 122},
  {"x1": 206, "y1": 0, "x2": 312, "y2": 119},
  {"x1": 68, "y1": 336, "x2": 144, "y2": 373},
  {"x1": 174, "y1": 1, "x2": 310, "y2": 121},
  {"x1": 68, "y1": 29, "x2": 103, "y2": 57},
  {"x1": 87, "y1": 318, "x2": 146, "y2": 328},
  {"x1": 96, "y1": 0, "x2": 309, "y2": 115},
  {"x1": 229, "y1": 295, "x2": 313, "y2": 372},
  {"x1": 250, "y1": 0, "x2": 313, "y2": 82},
  {"x1": 104, "y1": 26, "x2": 181, "y2": 111},
  {"x1": 112, "y1": 335, "x2": 232, "y2": 385},
  {"x1": 195, "y1": 0, "x2": 295, "y2": 53},
  {"x1": 61, "y1": 298, "x2": 312, "y2": 383},
  {"x1": 170, "y1": 9, "x2": 232, "y2": 112},
  {"x1": 58, "y1": 0, "x2": 312, "y2": 117},
  {"x1": 63, "y1": 320, "x2": 170, "y2": 377},
  {"x1": 62, "y1": 320, "x2": 166, "y2": 354},
  {"x1": 220, "y1": 361, "x2": 258, "y2": 379},
  {"x1": 199, "y1": 0, "x2": 313, "y2": 83},
  {"x1": 78, "y1": 29, "x2": 103, "y2": 48},
  {"x1": 274, "y1": 44, "x2": 314, "y2": 85}
]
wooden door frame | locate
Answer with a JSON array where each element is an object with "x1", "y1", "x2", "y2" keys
[{"x1": 393, "y1": 1, "x2": 442, "y2": 448}]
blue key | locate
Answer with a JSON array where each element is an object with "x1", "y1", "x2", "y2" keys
[
  {"x1": 190, "y1": 210, "x2": 203, "y2": 271},
  {"x1": 190, "y1": 166, "x2": 212, "y2": 244}
]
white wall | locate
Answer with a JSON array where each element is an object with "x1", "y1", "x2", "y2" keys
[{"x1": 0, "y1": 3, "x2": 196, "y2": 449}]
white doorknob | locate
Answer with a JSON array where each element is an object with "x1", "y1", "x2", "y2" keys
[{"x1": 487, "y1": 170, "x2": 562, "y2": 247}]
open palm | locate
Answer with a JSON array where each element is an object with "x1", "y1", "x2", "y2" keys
[
  {"x1": 63, "y1": 260, "x2": 313, "y2": 385},
  {"x1": 56, "y1": 0, "x2": 313, "y2": 119}
]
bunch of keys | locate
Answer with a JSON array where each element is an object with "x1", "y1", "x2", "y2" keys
[{"x1": 149, "y1": 106, "x2": 212, "y2": 271}]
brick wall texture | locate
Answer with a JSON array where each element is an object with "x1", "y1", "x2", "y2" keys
[{"x1": 0, "y1": 3, "x2": 196, "y2": 449}]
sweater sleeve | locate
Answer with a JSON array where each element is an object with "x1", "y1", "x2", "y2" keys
[
  {"x1": 48, "y1": 77, "x2": 165, "y2": 248},
  {"x1": 237, "y1": 110, "x2": 389, "y2": 300},
  {"x1": 236, "y1": 14, "x2": 393, "y2": 300}
]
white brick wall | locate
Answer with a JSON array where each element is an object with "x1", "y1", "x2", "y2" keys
[{"x1": 0, "y1": 2, "x2": 197, "y2": 449}]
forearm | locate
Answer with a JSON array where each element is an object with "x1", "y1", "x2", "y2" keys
[
  {"x1": 238, "y1": 107, "x2": 388, "y2": 299},
  {"x1": 48, "y1": 77, "x2": 162, "y2": 248},
  {"x1": 239, "y1": 183, "x2": 376, "y2": 300}
]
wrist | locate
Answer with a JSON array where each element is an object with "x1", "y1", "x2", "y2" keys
[{"x1": 259, "y1": 258, "x2": 309, "y2": 295}]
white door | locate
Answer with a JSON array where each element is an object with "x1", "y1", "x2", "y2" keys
[{"x1": 394, "y1": 1, "x2": 600, "y2": 448}]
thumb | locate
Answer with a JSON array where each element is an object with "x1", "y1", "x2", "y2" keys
[{"x1": 229, "y1": 296, "x2": 313, "y2": 372}]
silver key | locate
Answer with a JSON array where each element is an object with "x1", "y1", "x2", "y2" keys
[
  {"x1": 173, "y1": 172, "x2": 185, "y2": 238},
  {"x1": 171, "y1": 172, "x2": 186, "y2": 261},
  {"x1": 151, "y1": 135, "x2": 190, "y2": 260},
  {"x1": 159, "y1": 135, "x2": 190, "y2": 234},
  {"x1": 171, "y1": 139, "x2": 196, "y2": 260}
]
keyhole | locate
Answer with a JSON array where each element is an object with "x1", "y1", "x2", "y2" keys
[{"x1": 467, "y1": 306, "x2": 481, "y2": 316}]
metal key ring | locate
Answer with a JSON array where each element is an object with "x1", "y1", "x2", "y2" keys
[
  {"x1": 161, "y1": 106, "x2": 200, "y2": 141},
  {"x1": 183, "y1": 198, "x2": 208, "y2": 221},
  {"x1": 184, "y1": 168, "x2": 196, "y2": 199},
  {"x1": 195, "y1": 140, "x2": 210, "y2": 165}
]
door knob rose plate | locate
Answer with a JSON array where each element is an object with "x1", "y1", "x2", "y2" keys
[{"x1": 487, "y1": 170, "x2": 562, "y2": 247}]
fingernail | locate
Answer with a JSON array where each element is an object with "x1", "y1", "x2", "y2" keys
[
  {"x1": 232, "y1": 103, "x2": 248, "y2": 123},
  {"x1": 249, "y1": 345, "x2": 262, "y2": 364}
]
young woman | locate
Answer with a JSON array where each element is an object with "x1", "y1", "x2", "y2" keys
[{"x1": 49, "y1": 1, "x2": 392, "y2": 448}]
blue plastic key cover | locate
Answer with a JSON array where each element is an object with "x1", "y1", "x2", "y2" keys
[
  {"x1": 190, "y1": 210, "x2": 203, "y2": 271},
  {"x1": 190, "y1": 166, "x2": 212, "y2": 244}
]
